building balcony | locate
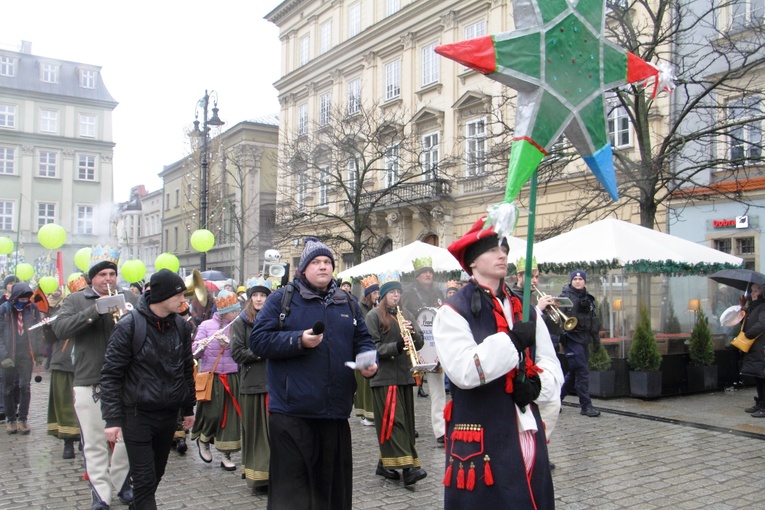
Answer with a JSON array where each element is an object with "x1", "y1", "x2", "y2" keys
[{"x1": 349, "y1": 178, "x2": 452, "y2": 213}]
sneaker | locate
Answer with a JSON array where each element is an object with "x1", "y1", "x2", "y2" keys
[
  {"x1": 220, "y1": 452, "x2": 236, "y2": 471},
  {"x1": 6, "y1": 422, "x2": 17, "y2": 434},
  {"x1": 17, "y1": 421, "x2": 30, "y2": 435},
  {"x1": 751, "y1": 408, "x2": 765, "y2": 418},
  {"x1": 360, "y1": 418, "x2": 375, "y2": 427},
  {"x1": 580, "y1": 407, "x2": 601, "y2": 417},
  {"x1": 745, "y1": 398, "x2": 763, "y2": 413},
  {"x1": 198, "y1": 439, "x2": 212, "y2": 463}
]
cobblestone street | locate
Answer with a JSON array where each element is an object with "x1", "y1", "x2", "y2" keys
[{"x1": 2, "y1": 377, "x2": 765, "y2": 509}]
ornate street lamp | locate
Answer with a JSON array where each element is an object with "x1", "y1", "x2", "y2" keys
[{"x1": 190, "y1": 90, "x2": 224, "y2": 271}]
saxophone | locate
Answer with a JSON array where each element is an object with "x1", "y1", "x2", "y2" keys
[{"x1": 396, "y1": 306, "x2": 424, "y2": 377}]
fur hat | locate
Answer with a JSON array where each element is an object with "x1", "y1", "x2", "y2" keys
[
  {"x1": 148, "y1": 269, "x2": 186, "y2": 304},
  {"x1": 298, "y1": 237, "x2": 335, "y2": 274}
]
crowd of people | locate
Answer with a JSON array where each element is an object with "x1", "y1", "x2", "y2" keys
[{"x1": 3, "y1": 220, "x2": 764, "y2": 509}]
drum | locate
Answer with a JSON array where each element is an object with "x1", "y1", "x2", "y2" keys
[{"x1": 415, "y1": 307, "x2": 440, "y2": 372}]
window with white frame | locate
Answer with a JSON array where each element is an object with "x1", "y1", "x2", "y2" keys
[
  {"x1": 607, "y1": 96, "x2": 632, "y2": 149},
  {"x1": 296, "y1": 172, "x2": 307, "y2": 212},
  {"x1": 465, "y1": 20, "x2": 487, "y2": 40},
  {"x1": 40, "y1": 109, "x2": 58, "y2": 133},
  {"x1": 320, "y1": 20, "x2": 332, "y2": 54},
  {"x1": 38, "y1": 150, "x2": 58, "y2": 177},
  {"x1": 728, "y1": 96, "x2": 763, "y2": 164},
  {"x1": 386, "y1": 0, "x2": 400, "y2": 16},
  {"x1": 299, "y1": 35, "x2": 310, "y2": 66},
  {"x1": 0, "y1": 147, "x2": 15, "y2": 174},
  {"x1": 298, "y1": 103, "x2": 308, "y2": 135},
  {"x1": 76, "y1": 205, "x2": 95, "y2": 234},
  {"x1": 385, "y1": 60, "x2": 401, "y2": 101},
  {"x1": 348, "y1": 2, "x2": 361, "y2": 37},
  {"x1": 347, "y1": 158, "x2": 358, "y2": 198},
  {"x1": 422, "y1": 43, "x2": 439, "y2": 87},
  {"x1": 80, "y1": 69, "x2": 96, "y2": 89},
  {"x1": 319, "y1": 166, "x2": 330, "y2": 206},
  {"x1": 319, "y1": 92, "x2": 332, "y2": 126},
  {"x1": 0, "y1": 104, "x2": 16, "y2": 128},
  {"x1": 0, "y1": 56, "x2": 15, "y2": 77},
  {"x1": 0, "y1": 201, "x2": 13, "y2": 231},
  {"x1": 347, "y1": 78, "x2": 361, "y2": 115},
  {"x1": 79, "y1": 113, "x2": 97, "y2": 138},
  {"x1": 37, "y1": 203, "x2": 56, "y2": 229},
  {"x1": 466, "y1": 119, "x2": 486, "y2": 176},
  {"x1": 41, "y1": 62, "x2": 58, "y2": 83},
  {"x1": 731, "y1": 0, "x2": 765, "y2": 30},
  {"x1": 422, "y1": 132, "x2": 439, "y2": 179},
  {"x1": 78, "y1": 154, "x2": 96, "y2": 180},
  {"x1": 385, "y1": 145, "x2": 400, "y2": 187}
]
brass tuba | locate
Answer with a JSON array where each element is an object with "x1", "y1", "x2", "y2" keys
[
  {"x1": 532, "y1": 285, "x2": 578, "y2": 331},
  {"x1": 184, "y1": 269, "x2": 208, "y2": 307},
  {"x1": 396, "y1": 306, "x2": 424, "y2": 377}
]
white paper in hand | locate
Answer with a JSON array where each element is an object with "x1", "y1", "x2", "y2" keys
[{"x1": 344, "y1": 349, "x2": 377, "y2": 370}]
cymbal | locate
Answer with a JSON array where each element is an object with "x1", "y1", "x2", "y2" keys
[{"x1": 720, "y1": 305, "x2": 744, "y2": 327}]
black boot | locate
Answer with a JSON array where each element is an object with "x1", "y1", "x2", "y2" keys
[
  {"x1": 176, "y1": 437, "x2": 188, "y2": 455},
  {"x1": 90, "y1": 489, "x2": 109, "y2": 510},
  {"x1": 403, "y1": 467, "x2": 427, "y2": 486},
  {"x1": 63, "y1": 439, "x2": 75, "y2": 459},
  {"x1": 375, "y1": 460, "x2": 400, "y2": 480},
  {"x1": 745, "y1": 397, "x2": 762, "y2": 413},
  {"x1": 117, "y1": 477, "x2": 134, "y2": 505},
  {"x1": 417, "y1": 386, "x2": 428, "y2": 398}
]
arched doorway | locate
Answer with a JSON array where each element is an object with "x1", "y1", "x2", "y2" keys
[
  {"x1": 380, "y1": 238, "x2": 393, "y2": 254},
  {"x1": 421, "y1": 234, "x2": 439, "y2": 246}
]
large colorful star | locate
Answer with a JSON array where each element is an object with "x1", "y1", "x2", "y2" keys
[{"x1": 436, "y1": 0, "x2": 660, "y2": 202}]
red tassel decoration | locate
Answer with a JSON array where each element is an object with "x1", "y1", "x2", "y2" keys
[
  {"x1": 484, "y1": 455, "x2": 494, "y2": 486},
  {"x1": 457, "y1": 463, "x2": 465, "y2": 489},
  {"x1": 467, "y1": 462, "x2": 476, "y2": 491},
  {"x1": 443, "y1": 458, "x2": 453, "y2": 487},
  {"x1": 444, "y1": 400, "x2": 453, "y2": 422}
]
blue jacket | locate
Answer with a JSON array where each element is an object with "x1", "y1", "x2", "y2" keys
[{"x1": 250, "y1": 279, "x2": 375, "y2": 420}]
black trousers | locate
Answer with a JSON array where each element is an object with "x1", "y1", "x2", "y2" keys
[
  {"x1": 268, "y1": 413, "x2": 352, "y2": 510},
  {"x1": 122, "y1": 408, "x2": 178, "y2": 510}
]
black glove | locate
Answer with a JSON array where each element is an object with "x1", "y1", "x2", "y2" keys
[
  {"x1": 509, "y1": 321, "x2": 536, "y2": 353},
  {"x1": 396, "y1": 338, "x2": 405, "y2": 353},
  {"x1": 513, "y1": 372, "x2": 541, "y2": 410}
]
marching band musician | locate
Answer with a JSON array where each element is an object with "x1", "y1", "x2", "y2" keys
[
  {"x1": 190, "y1": 289, "x2": 242, "y2": 472},
  {"x1": 432, "y1": 216, "x2": 561, "y2": 509},
  {"x1": 366, "y1": 271, "x2": 427, "y2": 486},
  {"x1": 52, "y1": 246, "x2": 137, "y2": 510},
  {"x1": 355, "y1": 275, "x2": 380, "y2": 427}
]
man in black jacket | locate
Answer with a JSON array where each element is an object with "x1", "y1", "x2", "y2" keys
[{"x1": 101, "y1": 269, "x2": 195, "y2": 510}]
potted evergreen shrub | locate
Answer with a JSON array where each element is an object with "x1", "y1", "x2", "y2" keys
[
  {"x1": 627, "y1": 306, "x2": 663, "y2": 398},
  {"x1": 588, "y1": 342, "x2": 615, "y2": 397},
  {"x1": 687, "y1": 308, "x2": 718, "y2": 392}
]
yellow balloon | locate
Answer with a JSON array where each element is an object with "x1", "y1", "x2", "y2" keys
[
  {"x1": 121, "y1": 259, "x2": 147, "y2": 284},
  {"x1": 38, "y1": 223, "x2": 67, "y2": 250},
  {"x1": 38, "y1": 276, "x2": 59, "y2": 294},
  {"x1": 15, "y1": 263, "x2": 34, "y2": 281},
  {"x1": 74, "y1": 248, "x2": 92, "y2": 272},
  {"x1": 0, "y1": 237, "x2": 13, "y2": 255},
  {"x1": 155, "y1": 253, "x2": 180, "y2": 273},
  {"x1": 190, "y1": 229, "x2": 215, "y2": 253}
]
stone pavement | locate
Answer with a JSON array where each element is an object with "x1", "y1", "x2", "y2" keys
[{"x1": 2, "y1": 377, "x2": 765, "y2": 509}]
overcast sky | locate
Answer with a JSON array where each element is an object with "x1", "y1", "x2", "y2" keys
[{"x1": 3, "y1": 0, "x2": 283, "y2": 202}]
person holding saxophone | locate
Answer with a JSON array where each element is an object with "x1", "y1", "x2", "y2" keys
[
  {"x1": 365, "y1": 270, "x2": 427, "y2": 487},
  {"x1": 190, "y1": 289, "x2": 242, "y2": 471}
]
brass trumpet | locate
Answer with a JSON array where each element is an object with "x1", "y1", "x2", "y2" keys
[{"x1": 532, "y1": 285, "x2": 578, "y2": 331}]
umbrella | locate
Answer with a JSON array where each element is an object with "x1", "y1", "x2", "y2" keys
[
  {"x1": 708, "y1": 269, "x2": 765, "y2": 292},
  {"x1": 200, "y1": 270, "x2": 228, "y2": 281},
  {"x1": 203, "y1": 280, "x2": 220, "y2": 293}
]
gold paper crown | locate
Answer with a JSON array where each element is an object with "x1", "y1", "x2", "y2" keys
[
  {"x1": 515, "y1": 256, "x2": 538, "y2": 274},
  {"x1": 446, "y1": 280, "x2": 459, "y2": 290},
  {"x1": 412, "y1": 257, "x2": 433, "y2": 271},
  {"x1": 68, "y1": 276, "x2": 88, "y2": 293},
  {"x1": 361, "y1": 275, "x2": 379, "y2": 289},
  {"x1": 90, "y1": 244, "x2": 121, "y2": 268},
  {"x1": 215, "y1": 291, "x2": 239, "y2": 311},
  {"x1": 378, "y1": 270, "x2": 401, "y2": 287}
]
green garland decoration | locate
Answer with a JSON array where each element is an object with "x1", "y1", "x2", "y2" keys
[
  {"x1": 538, "y1": 259, "x2": 621, "y2": 275},
  {"x1": 539, "y1": 259, "x2": 742, "y2": 276}
]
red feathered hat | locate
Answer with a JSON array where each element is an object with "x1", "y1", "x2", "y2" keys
[{"x1": 448, "y1": 216, "x2": 505, "y2": 275}]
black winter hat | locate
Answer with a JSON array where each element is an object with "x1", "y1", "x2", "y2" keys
[{"x1": 148, "y1": 269, "x2": 186, "y2": 304}]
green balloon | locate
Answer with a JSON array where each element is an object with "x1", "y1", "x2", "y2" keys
[
  {"x1": 190, "y1": 229, "x2": 215, "y2": 253},
  {"x1": 121, "y1": 259, "x2": 147, "y2": 284},
  {"x1": 155, "y1": 253, "x2": 180, "y2": 273},
  {"x1": 0, "y1": 237, "x2": 13, "y2": 255},
  {"x1": 38, "y1": 276, "x2": 59, "y2": 294},
  {"x1": 74, "y1": 248, "x2": 91, "y2": 272},
  {"x1": 15, "y1": 263, "x2": 34, "y2": 281},
  {"x1": 37, "y1": 223, "x2": 67, "y2": 250}
]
